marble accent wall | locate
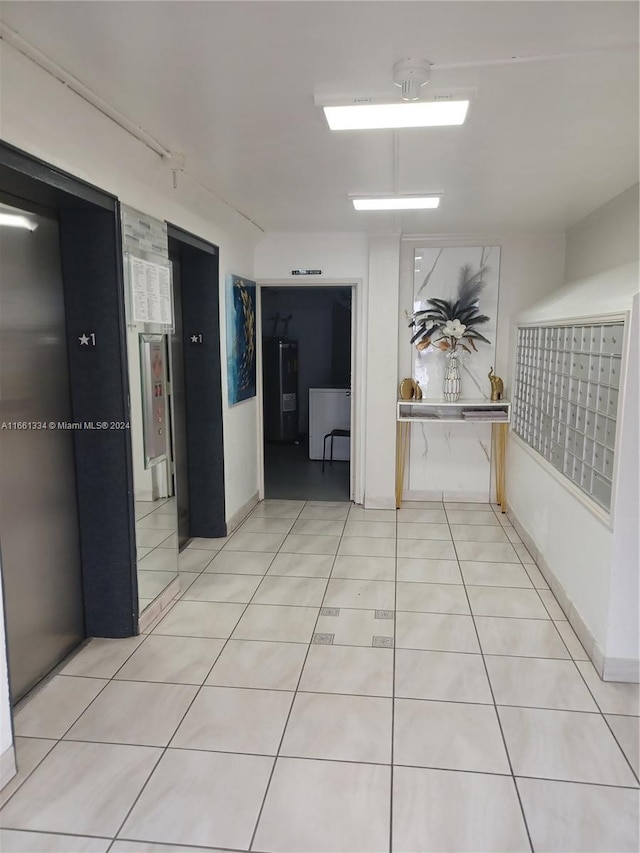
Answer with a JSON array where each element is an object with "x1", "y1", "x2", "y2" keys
[{"x1": 407, "y1": 245, "x2": 501, "y2": 502}]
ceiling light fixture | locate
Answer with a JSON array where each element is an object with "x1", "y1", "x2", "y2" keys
[
  {"x1": 351, "y1": 196, "x2": 441, "y2": 211},
  {"x1": 0, "y1": 212, "x2": 38, "y2": 231},
  {"x1": 323, "y1": 99, "x2": 469, "y2": 130}
]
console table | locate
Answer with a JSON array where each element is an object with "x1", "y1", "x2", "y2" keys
[{"x1": 396, "y1": 399, "x2": 511, "y2": 511}]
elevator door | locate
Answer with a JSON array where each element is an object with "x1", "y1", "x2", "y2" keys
[
  {"x1": 0, "y1": 200, "x2": 84, "y2": 702},
  {"x1": 168, "y1": 251, "x2": 190, "y2": 548}
]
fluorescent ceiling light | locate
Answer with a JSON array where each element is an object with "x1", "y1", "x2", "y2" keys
[
  {"x1": 0, "y1": 212, "x2": 37, "y2": 231},
  {"x1": 324, "y1": 100, "x2": 469, "y2": 130},
  {"x1": 352, "y1": 196, "x2": 440, "y2": 211}
]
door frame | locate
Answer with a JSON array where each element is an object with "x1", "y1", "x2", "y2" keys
[{"x1": 256, "y1": 277, "x2": 365, "y2": 504}]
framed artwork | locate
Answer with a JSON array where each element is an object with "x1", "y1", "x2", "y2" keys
[
  {"x1": 412, "y1": 246, "x2": 501, "y2": 400},
  {"x1": 226, "y1": 273, "x2": 256, "y2": 405}
]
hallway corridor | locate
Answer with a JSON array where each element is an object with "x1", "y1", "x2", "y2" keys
[{"x1": 1, "y1": 499, "x2": 638, "y2": 852}]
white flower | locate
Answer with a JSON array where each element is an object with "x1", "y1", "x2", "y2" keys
[{"x1": 442, "y1": 319, "x2": 467, "y2": 339}]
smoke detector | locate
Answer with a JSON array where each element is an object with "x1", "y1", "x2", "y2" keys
[{"x1": 393, "y1": 58, "x2": 431, "y2": 101}]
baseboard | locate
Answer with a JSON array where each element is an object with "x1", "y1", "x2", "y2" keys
[
  {"x1": 138, "y1": 575, "x2": 180, "y2": 634},
  {"x1": 508, "y1": 505, "x2": 639, "y2": 684},
  {"x1": 602, "y1": 656, "x2": 640, "y2": 683},
  {"x1": 226, "y1": 491, "x2": 259, "y2": 535},
  {"x1": 0, "y1": 744, "x2": 16, "y2": 791}
]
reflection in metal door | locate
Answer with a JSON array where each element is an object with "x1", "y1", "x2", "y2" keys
[
  {"x1": 169, "y1": 252, "x2": 190, "y2": 548},
  {"x1": 0, "y1": 201, "x2": 84, "y2": 702}
]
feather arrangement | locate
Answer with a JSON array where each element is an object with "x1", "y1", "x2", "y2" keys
[{"x1": 409, "y1": 263, "x2": 492, "y2": 353}]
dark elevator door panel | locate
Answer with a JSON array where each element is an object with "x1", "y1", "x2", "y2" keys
[
  {"x1": 0, "y1": 205, "x2": 84, "y2": 701},
  {"x1": 168, "y1": 251, "x2": 190, "y2": 548}
]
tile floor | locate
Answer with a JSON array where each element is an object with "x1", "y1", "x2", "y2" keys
[{"x1": 1, "y1": 499, "x2": 639, "y2": 853}]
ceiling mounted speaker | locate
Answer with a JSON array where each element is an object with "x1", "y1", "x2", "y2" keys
[{"x1": 393, "y1": 58, "x2": 431, "y2": 101}]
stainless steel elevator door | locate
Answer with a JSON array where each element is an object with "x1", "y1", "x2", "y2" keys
[{"x1": 0, "y1": 201, "x2": 84, "y2": 702}]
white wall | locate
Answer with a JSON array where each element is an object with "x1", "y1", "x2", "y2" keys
[
  {"x1": 0, "y1": 42, "x2": 262, "y2": 525},
  {"x1": 398, "y1": 235, "x2": 566, "y2": 500},
  {"x1": 508, "y1": 185, "x2": 640, "y2": 678},
  {"x1": 564, "y1": 183, "x2": 639, "y2": 283}
]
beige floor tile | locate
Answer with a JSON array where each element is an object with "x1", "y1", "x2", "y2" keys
[
  {"x1": 394, "y1": 699, "x2": 510, "y2": 773},
  {"x1": 206, "y1": 639, "x2": 307, "y2": 690},
  {"x1": 499, "y1": 705, "x2": 637, "y2": 786},
  {"x1": 181, "y1": 572, "x2": 261, "y2": 603},
  {"x1": 314, "y1": 608, "x2": 394, "y2": 648},
  {"x1": 606, "y1": 714, "x2": 640, "y2": 777},
  {"x1": 445, "y1": 502, "x2": 494, "y2": 511},
  {"x1": 538, "y1": 589, "x2": 567, "y2": 620},
  {"x1": 136, "y1": 529, "x2": 174, "y2": 548},
  {"x1": 553, "y1": 619, "x2": 589, "y2": 659},
  {"x1": 120, "y1": 749, "x2": 273, "y2": 849},
  {"x1": 114, "y1": 635, "x2": 225, "y2": 684},
  {"x1": 455, "y1": 541, "x2": 520, "y2": 563},
  {"x1": 467, "y1": 586, "x2": 550, "y2": 619},
  {"x1": 445, "y1": 510, "x2": 500, "y2": 525},
  {"x1": 0, "y1": 741, "x2": 160, "y2": 837},
  {"x1": 348, "y1": 508, "x2": 396, "y2": 522},
  {"x1": 460, "y1": 561, "x2": 533, "y2": 588},
  {"x1": 475, "y1": 616, "x2": 570, "y2": 658},
  {"x1": 397, "y1": 539, "x2": 457, "y2": 560},
  {"x1": 152, "y1": 601, "x2": 245, "y2": 638},
  {"x1": 232, "y1": 604, "x2": 318, "y2": 643},
  {"x1": 0, "y1": 831, "x2": 110, "y2": 852},
  {"x1": 138, "y1": 570, "x2": 177, "y2": 600},
  {"x1": 13, "y1": 676, "x2": 107, "y2": 739},
  {"x1": 299, "y1": 504, "x2": 350, "y2": 521},
  {"x1": 517, "y1": 777, "x2": 640, "y2": 853},
  {"x1": 290, "y1": 518, "x2": 346, "y2": 536},
  {"x1": 396, "y1": 558, "x2": 462, "y2": 584},
  {"x1": 254, "y1": 757, "x2": 390, "y2": 853},
  {"x1": 252, "y1": 501, "x2": 305, "y2": 519},
  {"x1": 332, "y1": 555, "x2": 396, "y2": 581},
  {"x1": 395, "y1": 649, "x2": 493, "y2": 704},
  {"x1": 343, "y1": 520, "x2": 397, "y2": 538},
  {"x1": 171, "y1": 685, "x2": 293, "y2": 754},
  {"x1": 393, "y1": 767, "x2": 530, "y2": 852},
  {"x1": 252, "y1": 575, "x2": 328, "y2": 607},
  {"x1": 337, "y1": 536, "x2": 396, "y2": 558},
  {"x1": 223, "y1": 531, "x2": 287, "y2": 552},
  {"x1": 486, "y1": 656, "x2": 598, "y2": 711},
  {"x1": 187, "y1": 536, "x2": 229, "y2": 550},
  {"x1": 451, "y1": 525, "x2": 510, "y2": 543},
  {"x1": 513, "y1": 542, "x2": 536, "y2": 564},
  {"x1": 178, "y1": 549, "x2": 216, "y2": 573},
  {"x1": 60, "y1": 637, "x2": 143, "y2": 678},
  {"x1": 396, "y1": 582, "x2": 469, "y2": 614},
  {"x1": 299, "y1": 644, "x2": 393, "y2": 697},
  {"x1": 239, "y1": 516, "x2": 295, "y2": 534},
  {"x1": 521, "y1": 563, "x2": 549, "y2": 589},
  {"x1": 65, "y1": 680, "x2": 197, "y2": 746},
  {"x1": 396, "y1": 612, "x2": 480, "y2": 653},
  {"x1": 397, "y1": 508, "x2": 447, "y2": 524},
  {"x1": 177, "y1": 572, "x2": 199, "y2": 595},
  {"x1": 112, "y1": 844, "x2": 225, "y2": 853},
  {"x1": 280, "y1": 533, "x2": 340, "y2": 555},
  {"x1": 0, "y1": 738, "x2": 56, "y2": 809},
  {"x1": 576, "y1": 661, "x2": 640, "y2": 715},
  {"x1": 281, "y1": 692, "x2": 392, "y2": 763},
  {"x1": 204, "y1": 550, "x2": 274, "y2": 574},
  {"x1": 324, "y1": 578, "x2": 395, "y2": 610},
  {"x1": 137, "y1": 550, "x2": 178, "y2": 572},
  {"x1": 397, "y1": 522, "x2": 451, "y2": 540},
  {"x1": 267, "y1": 552, "x2": 335, "y2": 578}
]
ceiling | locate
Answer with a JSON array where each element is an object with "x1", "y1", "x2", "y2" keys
[{"x1": 1, "y1": 1, "x2": 638, "y2": 234}]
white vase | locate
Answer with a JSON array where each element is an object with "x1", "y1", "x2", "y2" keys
[{"x1": 443, "y1": 350, "x2": 461, "y2": 401}]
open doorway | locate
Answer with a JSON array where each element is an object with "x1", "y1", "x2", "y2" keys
[{"x1": 261, "y1": 286, "x2": 352, "y2": 500}]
